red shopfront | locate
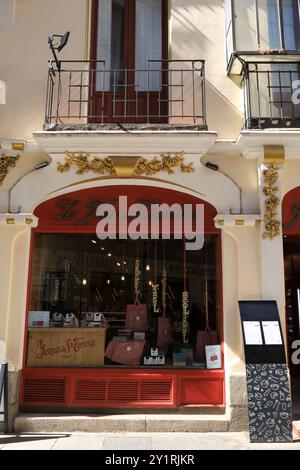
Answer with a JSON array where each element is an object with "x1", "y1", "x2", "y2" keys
[
  {"x1": 283, "y1": 187, "x2": 300, "y2": 377},
  {"x1": 20, "y1": 185, "x2": 224, "y2": 410}
]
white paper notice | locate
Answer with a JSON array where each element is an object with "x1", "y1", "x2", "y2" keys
[
  {"x1": 243, "y1": 321, "x2": 263, "y2": 345},
  {"x1": 262, "y1": 321, "x2": 282, "y2": 345}
]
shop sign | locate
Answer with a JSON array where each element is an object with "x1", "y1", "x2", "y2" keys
[{"x1": 27, "y1": 328, "x2": 106, "y2": 367}]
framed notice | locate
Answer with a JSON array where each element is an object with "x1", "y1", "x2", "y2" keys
[{"x1": 205, "y1": 345, "x2": 222, "y2": 369}]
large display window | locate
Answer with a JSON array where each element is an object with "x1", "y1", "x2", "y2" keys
[{"x1": 27, "y1": 234, "x2": 221, "y2": 370}]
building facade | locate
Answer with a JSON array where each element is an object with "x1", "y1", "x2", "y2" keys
[{"x1": 0, "y1": 0, "x2": 300, "y2": 431}]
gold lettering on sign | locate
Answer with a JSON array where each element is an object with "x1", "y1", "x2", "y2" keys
[
  {"x1": 182, "y1": 290, "x2": 190, "y2": 344},
  {"x1": 134, "y1": 259, "x2": 141, "y2": 296},
  {"x1": 152, "y1": 283, "x2": 160, "y2": 313},
  {"x1": 162, "y1": 269, "x2": 167, "y2": 314}
]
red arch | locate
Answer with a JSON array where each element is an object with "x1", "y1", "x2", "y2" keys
[
  {"x1": 283, "y1": 186, "x2": 300, "y2": 235},
  {"x1": 34, "y1": 185, "x2": 218, "y2": 232}
]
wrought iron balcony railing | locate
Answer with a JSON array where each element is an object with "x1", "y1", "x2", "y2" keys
[
  {"x1": 44, "y1": 60, "x2": 207, "y2": 129},
  {"x1": 242, "y1": 60, "x2": 300, "y2": 129}
]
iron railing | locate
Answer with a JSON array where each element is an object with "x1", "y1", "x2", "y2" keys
[
  {"x1": 243, "y1": 61, "x2": 300, "y2": 129},
  {"x1": 44, "y1": 60, "x2": 207, "y2": 128}
]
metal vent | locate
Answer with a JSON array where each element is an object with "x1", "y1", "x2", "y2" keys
[
  {"x1": 141, "y1": 381, "x2": 172, "y2": 401},
  {"x1": 107, "y1": 381, "x2": 138, "y2": 402},
  {"x1": 23, "y1": 378, "x2": 65, "y2": 403},
  {"x1": 75, "y1": 380, "x2": 105, "y2": 401}
]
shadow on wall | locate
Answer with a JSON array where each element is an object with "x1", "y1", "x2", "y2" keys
[{"x1": 206, "y1": 79, "x2": 244, "y2": 138}]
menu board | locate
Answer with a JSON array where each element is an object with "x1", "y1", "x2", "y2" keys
[{"x1": 239, "y1": 301, "x2": 293, "y2": 444}]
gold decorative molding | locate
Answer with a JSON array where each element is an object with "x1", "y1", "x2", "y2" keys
[
  {"x1": 134, "y1": 152, "x2": 195, "y2": 176},
  {"x1": 264, "y1": 145, "x2": 285, "y2": 165},
  {"x1": 0, "y1": 154, "x2": 20, "y2": 186},
  {"x1": 235, "y1": 219, "x2": 245, "y2": 226},
  {"x1": 262, "y1": 163, "x2": 281, "y2": 240},
  {"x1": 57, "y1": 152, "x2": 116, "y2": 176},
  {"x1": 110, "y1": 156, "x2": 140, "y2": 178},
  {"x1": 58, "y1": 152, "x2": 195, "y2": 178},
  {"x1": 11, "y1": 143, "x2": 25, "y2": 151}
]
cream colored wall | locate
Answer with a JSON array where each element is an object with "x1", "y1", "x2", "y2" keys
[
  {"x1": 171, "y1": 0, "x2": 244, "y2": 138},
  {"x1": 222, "y1": 226, "x2": 261, "y2": 375},
  {"x1": 5, "y1": 229, "x2": 31, "y2": 370},
  {"x1": 0, "y1": 226, "x2": 30, "y2": 371},
  {"x1": 202, "y1": 154, "x2": 260, "y2": 213},
  {"x1": 0, "y1": 0, "x2": 86, "y2": 139},
  {"x1": 282, "y1": 160, "x2": 300, "y2": 197},
  {"x1": 0, "y1": 0, "x2": 244, "y2": 140}
]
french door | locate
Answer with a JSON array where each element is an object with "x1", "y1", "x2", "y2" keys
[
  {"x1": 90, "y1": 0, "x2": 168, "y2": 123},
  {"x1": 267, "y1": 0, "x2": 300, "y2": 120}
]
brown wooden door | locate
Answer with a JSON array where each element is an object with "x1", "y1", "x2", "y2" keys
[{"x1": 90, "y1": 0, "x2": 168, "y2": 124}]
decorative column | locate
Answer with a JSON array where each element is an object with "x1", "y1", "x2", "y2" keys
[{"x1": 259, "y1": 145, "x2": 286, "y2": 328}]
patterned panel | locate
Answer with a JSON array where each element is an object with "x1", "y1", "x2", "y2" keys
[{"x1": 246, "y1": 364, "x2": 293, "y2": 443}]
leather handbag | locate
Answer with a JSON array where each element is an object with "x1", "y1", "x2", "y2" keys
[
  {"x1": 125, "y1": 303, "x2": 148, "y2": 332},
  {"x1": 195, "y1": 328, "x2": 219, "y2": 363},
  {"x1": 157, "y1": 316, "x2": 173, "y2": 352},
  {"x1": 105, "y1": 340, "x2": 146, "y2": 366}
]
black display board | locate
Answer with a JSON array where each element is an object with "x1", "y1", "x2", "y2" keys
[
  {"x1": 0, "y1": 363, "x2": 8, "y2": 433},
  {"x1": 239, "y1": 301, "x2": 293, "y2": 443}
]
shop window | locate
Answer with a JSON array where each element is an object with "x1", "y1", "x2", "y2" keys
[{"x1": 27, "y1": 235, "x2": 221, "y2": 370}]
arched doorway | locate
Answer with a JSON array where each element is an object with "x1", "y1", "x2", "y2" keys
[{"x1": 21, "y1": 185, "x2": 224, "y2": 410}]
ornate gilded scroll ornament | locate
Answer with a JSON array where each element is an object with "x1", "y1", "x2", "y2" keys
[
  {"x1": 134, "y1": 152, "x2": 195, "y2": 176},
  {"x1": 262, "y1": 163, "x2": 280, "y2": 240},
  {"x1": 57, "y1": 152, "x2": 116, "y2": 176},
  {"x1": 0, "y1": 154, "x2": 20, "y2": 186}
]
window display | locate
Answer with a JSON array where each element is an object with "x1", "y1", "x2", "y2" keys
[{"x1": 27, "y1": 234, "x2": 221, "y2": 369}]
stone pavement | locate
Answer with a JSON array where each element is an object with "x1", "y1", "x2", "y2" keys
[{"x1": 0, "y1": 432, "x2": 300, "y2": 450}]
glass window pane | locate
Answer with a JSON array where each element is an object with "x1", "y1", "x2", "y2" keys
[
  {"x1": 282, "y1": 0, "x2": 297, "y2": 49},
  {"x1": 135, "y1": 0, "x2": 162, "y2": 91},
  {"x1": 28, "y1": 235, "x2": 221, "y2": 370},
  {"x1": 267, "y1": 0, "x2": 281, "y2": 49},
  {"x1": 96, "y1": 0, "x2": 125, "y2": 91}
]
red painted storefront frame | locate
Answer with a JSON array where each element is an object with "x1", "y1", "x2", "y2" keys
[{"x1": 20, "y1": 186, "x2": 225, "y2": 410}]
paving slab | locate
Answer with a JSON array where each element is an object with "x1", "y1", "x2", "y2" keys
[
  {"x1": 52, "y1": 435, "x2": 104, "y2": 450},
  {"x1": 0, "y1": 435, "x2": 16, "y2": 449},
  {"x1": 151, "y1": 432, "x2": 248, "y2": 450},
  {"x1": 0, "y1": 434, "x2": 58, "y2": 450},
  {"x1": 102, "y1": 437, "x2": 152, "y2": 450},
  {"x1": 1, "y1": 432, "x2": 300, "y2": 450}
]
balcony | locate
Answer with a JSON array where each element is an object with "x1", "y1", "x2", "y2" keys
[
  {"x1": 225, "y1": 0, "x2": 300, "y2": 74},
  {"x1": 242, "y1": 59, "x2": 300, "y2": 129},
  {"x1": 44, "y1": 60, "x2": 207, "y2": 131}
]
